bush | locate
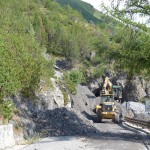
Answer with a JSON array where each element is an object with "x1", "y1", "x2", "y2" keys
[
  {"x1": 67, "y1": 70, "x2": 85, "y2": 85},
  {"x1": 63, "y1": 70, "x2": 85, "y2": 94},
  {"x1": 91, "y1": 65, "x2": 106, "y2": 78},
  {"x1": 0, "y1": 99, "x2": 14, "y2": 122},
  {"x1": 65, "y1": 79, "x2": 77, "y2": 95},
  {"x1": 62, "y1": 89, "x2": 69, "y2": 106}
]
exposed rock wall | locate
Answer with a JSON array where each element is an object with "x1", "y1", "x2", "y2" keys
[
  {"x1": 11, "y1": 78, "x2": 65, "y2": 140},
  {"x1": 117, "y1": 76, "x2": 149, "y2": 101},
  {"x1": 89, "y1": 74, "x2": 150, "y2": 102}
]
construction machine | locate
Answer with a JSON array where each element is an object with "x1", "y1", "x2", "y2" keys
[{"x1": 95, "y1": 77, "x2": 122, "y2": 123}]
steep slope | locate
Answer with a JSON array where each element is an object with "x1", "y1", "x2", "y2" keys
[
  {"x1": 55, "y1": 0, "x2": 100, "y2": 23},
  {"x1": 0, "y1": 0, "x2": 115, "y2": 123},
  {"x1": 55, "y1": 0, "x2": 117, "y2": 26}
]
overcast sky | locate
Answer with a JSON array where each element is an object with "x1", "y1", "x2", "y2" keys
[
  {"x1": 81, "y1": 0, "x2": 150, "y2": 25},
  {"x1": 81, "y1": 0, "x2": 102, "y2": 11},
  {"x1": 82, "y1": 0, "x2": 150, "y2": 11}
]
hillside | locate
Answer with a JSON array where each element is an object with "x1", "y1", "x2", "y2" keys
[
  {"x1": 0, "y1": 0, "x2": 115, "y2": 122},
  {"x1": 0, "y1": 0, "x2": 150, "y2": 149},
  {"x1": 55, "y1": 0, "x2": 117, "y2": 26},
  {"x1": 55, "y1": 0, "x2": 100, "y2": 23},
  {"x1": 0, "y1": 0, "x2": 149, "y2": 127}
]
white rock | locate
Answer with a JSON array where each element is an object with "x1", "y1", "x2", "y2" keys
[
  {"x1": 129, "y1": 102, "x2": 145, "y2": 114},
  {"x1": 54, "y1": 70, "x2": 63, "y2": 79},
  {"x1": 51, "y1": 78, "x2": 64, "y2": 107}
]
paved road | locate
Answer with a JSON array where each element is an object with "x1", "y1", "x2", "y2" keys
[
  {"x1": 9, "y1": 121, "x2": 150, "y2": 150},
  {"x1": 91, "y1": 120, "x2": 150, "y2": 150}
]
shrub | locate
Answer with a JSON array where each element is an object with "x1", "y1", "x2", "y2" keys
[
  {"x1": 65, "y1": 78, "x2": 77, "y2": 94},
  {"x1": 67, "y1": 70, "x2": 84, "y2": 85},
  {"x1": 91, "y1": 65, "x2": 106, "y2": 78},
  {"x1": 63, "y1": 70, "x2": 85, "y2": 94},
  {"x1": 0, "y1": 99, "x2": 15, "y2": 122},
  {"x1": 62, "y1": 89, "x2": 69, "y2": 106}
]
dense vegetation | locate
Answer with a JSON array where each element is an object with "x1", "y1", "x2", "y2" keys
[
  {"x1": 102, "y1": 0, "x2": 150, "y2": 78},
  {"x1": 0, "y1": 0, "x2": 149, "y2": 121},
  {"x1": 0, "y1": 0, "x2": 113, "y2": 121},
  {"x1": 55, "y1": 0, "x2": 118, "y2": 28},
  {"x1": 55, "y1": 0, "x2": 100, "y2": 23}
]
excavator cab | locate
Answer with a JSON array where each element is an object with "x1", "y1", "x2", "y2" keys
[
  {"x1": 113, "y1": 85, "x2": 122, "y2": 103},
  {"x1": 102, "y1": 95, "x2": 113, "y2": 102}
]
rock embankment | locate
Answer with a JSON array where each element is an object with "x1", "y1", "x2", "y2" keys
[
  {"x1": 33, "y1": 85, "x2": 102, "y2": 137},
  {"x1": 34, "y1": 108, "x2": 99, "y2": 137},
  {"x1": 12, "y1": 85, "x2": 101, "y2": 140},
  {"x1": 123, "y1": 101, "x2": 150, "y2": 121}
]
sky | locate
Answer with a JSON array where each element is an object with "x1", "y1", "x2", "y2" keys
[
  {"x1": 81, "y1": 0, "x2": 150, "y2": 25},
  {"x1": 81, "y1": 0, "x2": 102, "y2": 11},
  {"x1": 82, "y1": 0, "x2": 150, "y2": 11}
]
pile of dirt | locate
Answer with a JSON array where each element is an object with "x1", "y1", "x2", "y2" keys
[
  {"x1": 134, "y1": 113, "x2": 150, "y2": 122},
  {"x1": 128, "y1": 102, "x2": 145, "y2": 114},
  {"x1": 34, "y1": 108, "x2": 100, "y2": 137},
  {"x1": 12, "y1": 85, "x2": 102, "y2": 140},
  {"x1": 71, "y1": 85, "x2": 102, "y2": 122},
  {"x1": 33, "y1": 85, "x2": 103, "y2": 137}
]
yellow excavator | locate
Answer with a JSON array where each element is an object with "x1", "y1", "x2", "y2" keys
[{"x1": 95, "y1": 77, "x2": 122, "y2": 123}]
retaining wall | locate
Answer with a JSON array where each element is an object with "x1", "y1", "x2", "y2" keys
[{"x1": 0, "y1": 124, "x2": 15, "y2": 149}]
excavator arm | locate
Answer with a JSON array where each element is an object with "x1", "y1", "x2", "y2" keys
[{"x1": 102, "y1": 77, "x2": 113, "y2": 95}]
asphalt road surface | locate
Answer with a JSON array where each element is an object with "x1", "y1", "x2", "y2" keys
[{"x1": 9, "y1": 120, "x2": 150, "y2": 150}]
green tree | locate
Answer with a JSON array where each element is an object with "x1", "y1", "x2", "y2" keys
[{"x1": 101, "y1": 0, "x2": 150, "y2": 78}]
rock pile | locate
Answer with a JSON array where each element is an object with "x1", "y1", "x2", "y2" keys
[
  {"x1": 71, "y1": 85, "x2": 101, "y2": 121},
  {"x1": 34, "y1": 108, "x2": 99, "y2": 137},
  {"x1": 71, "y1": 85, "x2": 97, "y2": 112},
  {"x1": 134, "y1": 113, "x2": 150, "y2": 121},
  {"x1": 128, "y1": 102, "x2": 145, "y2": 114},
  {"x1": 123, "y1": 101, "x2": 150, "y2": 121},
  {"x1": 33, "y1": 85, "x2": 102, "y2": 137}
]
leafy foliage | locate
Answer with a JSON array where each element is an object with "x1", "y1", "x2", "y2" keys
[
  {"x1": 62, "y1": 89, "x2": 69, "y2": 106},
  {"x1": 0, "y1": 100, "x2": 14, "y2": 121},
  {"x1": 63, "y1": 70, "x2": 85, "y2": 94},
  {"x1": 0, "y1": 0, "x2": 128, "y2": 116},
  {"x1": 100, "y1": 0, "x2": 150, "y2": 78}
]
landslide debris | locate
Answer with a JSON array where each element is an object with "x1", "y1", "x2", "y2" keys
[
  {"x1": 34, "y1": 85, "x2": 101, "y2": 137},
  {"x1": 71, "y1": 85, "x2": 101, "y2": 117},
  {"x1": 122, "y1": 101, "x2": 150, "y2": 121},
  {"x1": 15, "y1": 85, "x2": 130, "y2": 139},
  {"x1": 34, "y1": 108, "x2": 99, "y2": 137}
]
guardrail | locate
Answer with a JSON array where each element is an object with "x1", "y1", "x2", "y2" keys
[{"x1": 124, "y1": 117, "x2": 150, "y2": 129}]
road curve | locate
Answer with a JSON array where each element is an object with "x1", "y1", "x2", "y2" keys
[{"x1": 9, "y1": 120, "x2": 150, "y2": 150}]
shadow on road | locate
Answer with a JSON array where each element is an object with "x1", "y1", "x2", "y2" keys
[{"x1": 32, "y1": 108, "x2": 149, "y2": 147}]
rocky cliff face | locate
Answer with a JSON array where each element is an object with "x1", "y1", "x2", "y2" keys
[
  {"x1": 10, "y1": 66, "x2": 150, "y2": 143},
  {"x1": 118, "y1": 76, "x2": 150, "y2": 102},
  {"x1": 123, "y1": 78, "x2": 148, "y2": 101},
  {"x1": 89, "y1": 74, "x2": 150, "y2": 102},
  {"x1": 11, "y1": 78, "x2": 66, "y2": 141}
]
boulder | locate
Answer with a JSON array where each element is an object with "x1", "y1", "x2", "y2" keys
[
  {"x1": 123, "y1": 77, "x2": 149, "y2": 101},
  {"x1": 38, "y1": 78, "x2": 64, "y2": 109}
]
